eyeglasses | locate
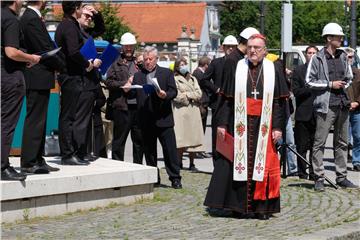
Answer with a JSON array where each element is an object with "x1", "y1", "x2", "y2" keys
[
  {"x1": 83, "y1": 13, "x2": 93, "y2": 20},
  {"x1": 247, "y1": 45, "x2": 264, "y2": 52}
]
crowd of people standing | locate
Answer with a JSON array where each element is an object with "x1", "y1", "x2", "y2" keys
[{"x1": 1, "y1": 0, "x2": 359, "y2": 221}]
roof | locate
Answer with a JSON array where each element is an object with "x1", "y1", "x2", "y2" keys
[
  {"x1": 117, "y1": 3, "x2": 206, "y2": 43},
  {"x1": 51, "y1": 2, "x2": 206, "y2": 43}
]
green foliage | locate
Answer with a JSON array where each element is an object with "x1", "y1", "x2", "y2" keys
[
  {"x1": 99, "y1": 2, "x2": 133, "y2": 44},
  {"x1": 220, "y1": 1, "x2": 359, "y2": 49}
]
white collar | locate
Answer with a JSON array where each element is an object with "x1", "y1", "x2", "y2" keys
[{"x1": 27, "y1": 6, "x2": 42, "y2": 18}]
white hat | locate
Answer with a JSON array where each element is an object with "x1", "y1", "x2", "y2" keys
[
  {"x1": 120, "y1": 32, "x2": 137, "y2": 45},
  {"x1": 239, "y1": 27, "x2": 260, "y2": 40},
  {"x1": 322, "y1": 23, "x2": 344, "y2": 37},
  {"x1": 222, "y1": 35, "x2": 238, "y2": 45}
]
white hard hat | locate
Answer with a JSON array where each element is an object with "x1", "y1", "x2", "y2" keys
[
  {"x1": 239, "y1": 27, "x2": 260, "y2": 40},
  {"x1": 120, "y1": 32, "x2": 137, "y2": 45},
  {"x1": 322, "y1": 23, "x2": 344, "y2": 37},
  {"x1": 222, "y1": 35, "x2": 238, "y2": 45}
]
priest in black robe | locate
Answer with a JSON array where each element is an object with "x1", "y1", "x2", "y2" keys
[{"x1": 204, "y1": 34, "x2": 289, "y2": 220}]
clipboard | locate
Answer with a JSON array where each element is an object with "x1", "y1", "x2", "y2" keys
[
  {"x1": 216, "y1": 131, "x2": 234, "y2": 162},
  {"x1": 99, "y1": 44, "x2": 120, "y2": 75},
  {"x1": 80, "y1": 37, "x2": 97, "y2": 60}
]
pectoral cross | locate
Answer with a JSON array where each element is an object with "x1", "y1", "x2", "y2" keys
[{"x1": 251, "y1": 88, "x2": 259, "y2": 99}]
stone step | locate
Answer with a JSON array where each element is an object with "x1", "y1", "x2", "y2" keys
[{"x1": 1, "y1": 157, "x2": 157, "y2": 222}]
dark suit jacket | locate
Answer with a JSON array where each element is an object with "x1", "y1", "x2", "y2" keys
[
  {"x1": 20, "y1": 8, "x2": 64, "y2": 90},
  {"x1": 193, "y1": 68, "x2": 209, "y2": 105},
  {"x1": 292, "y1": 63, "x2": 315, "y2": 121},
  {"x1": 133, "y1": 65, "x2": 177, "y2": 128},
  {"x1": 200, "y1": 56, "x2": 225, "y2": 109}
]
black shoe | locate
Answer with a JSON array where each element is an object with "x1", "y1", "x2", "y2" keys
[
  {"x1": 308, "y1": 174, "x2": 316, "y2": 181},
  {"x1": 61, "y1": 156, "x2": 89, "y2": 165},
  {"x1": 202, "y1": 152, "x2": 212, "y2": 158},
  {"x1": 314, "y1": 180, "x2": 325, "y2": 192},
  {"x1": 298, "y1": 174, "x2": 308, "y2": 180},
  {"x1": 255, "y1": 213, "x2": 270, "y2": 220},
  {"x1": 171, "y1": 179, "x2": 182, "y2": 189},
  {"x1": 1, "y1": 166, "x2": 27, "y2": 181},
  {"x1": 21, "y1": 164, "x2": 49, "y2": 174},
  {"x1": 337, "y1": 178, "x2": 359, "y2": 189},
  {"x1": 189, "y1": 164, "x2": 199, "y2": 172},
  {"x1": 80, "y1": 154, "x2": 98, "y2": 162},
  {"x1": 41, "y1": 162, "x2": 60, "y2": 172},
  {"x1": 353, "y1": 165, "x2": 360, "y2": 172}
]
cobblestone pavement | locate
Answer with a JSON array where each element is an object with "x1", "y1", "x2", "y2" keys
[
  {"x1": 2, "y1": 115, "x2": 360, "y2": 239},
  {"x1": 1, "y1": 167, "x2": 359, "y2": 240}
]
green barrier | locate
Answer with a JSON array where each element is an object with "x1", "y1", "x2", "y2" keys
[{"x1": 11, "y1": 93, "x2": 60, "y2": 149}]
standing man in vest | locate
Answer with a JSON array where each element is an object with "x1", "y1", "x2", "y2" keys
[
  {"x1": 204, "y1": 34, "x2": 289, "y2": 220},
  {"x1": 306, "y1": 23, "x2": 358, "y2": 191},
  {"x1": 20, "y1": 0, "x2": 65, "y2": 174}
]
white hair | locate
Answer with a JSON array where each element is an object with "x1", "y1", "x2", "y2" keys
[{"x1": 143, "y1": 46, "x2": 158, "y2": 57}]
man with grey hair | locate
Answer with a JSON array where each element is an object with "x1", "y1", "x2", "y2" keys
[{"x1": 125, "y1": 46, "x2": 182, "y2": 189}]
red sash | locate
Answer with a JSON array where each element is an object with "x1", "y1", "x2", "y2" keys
[{"x1": 246, "y1": 98, "x2": 281, "y2": 200}]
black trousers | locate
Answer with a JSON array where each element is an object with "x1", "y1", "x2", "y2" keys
[
  {"x1": 142, "y1": 125, "x2": 181, "y2": 182},
  {"x1": 112, "y1": 105, "x2": 144, "y2": 163},
  {"x1": 201, "y1": 105, "x2": 208, "y2": 134},
  {"x1": 294, "y1": 119, "x2": 316, "y2": 177},
  {"x1": 1, "y1": 70, "x2": 25, "y2": 170},
  {"x1": 59, "y1": 78, "x2": 95, "y2": 159},
  {"x1": 21, "y1": 89, "x2": 50, "y2": 167}
]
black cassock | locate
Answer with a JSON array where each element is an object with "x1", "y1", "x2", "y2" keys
[{"x1": 204, "y1": 60, "x2": 289, "y2": 214}]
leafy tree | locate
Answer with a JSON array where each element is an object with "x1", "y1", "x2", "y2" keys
[
  {"x1": 99, "y1": 2, "x2": 133, "y2": 44},
  {"x1": 220, "y1": 1, "x2": 359, "y2": 49}
]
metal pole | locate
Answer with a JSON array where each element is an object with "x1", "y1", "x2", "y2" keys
[
  {"x1": 350, "y1": 0, "x2": 357, "y2": 49},
  {"x1": 260, "y1": 1, "x2": 265, "y2": 34}
]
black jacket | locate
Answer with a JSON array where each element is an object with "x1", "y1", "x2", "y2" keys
[
  {"x1": 133, "y1": 65, "x2": 177, "y2": 128},
  {"x1": 292, "y1": 63, "x2": 315, "y2": 121},
  {"x1": 55, "y1": 16, "x2": 89, "y2": 76},
  {"x1": 200, "y1": 56, "x2": 225, "y2": 109},
  {"x1": 193, "y1": 67, "x2": 209, "y2": 106},
  {"x1": 105, "y1": 57, "x2": 131, "y2": 110},
  {"x1": 20, "y1": 7, "x2": 64, "y2": 90}
]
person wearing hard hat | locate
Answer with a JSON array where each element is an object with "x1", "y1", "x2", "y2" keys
[
  {"x1": 306, "y1": 22, "x2": 358, "y2": 191},
  {"x1": 221, "y1": 27, "x2": 260, "y2": 98},
  {"x1": 105, "y1": 32, "x2": 144, "y2": 164},
  {"x1": 199, "y1": 35, "x2": 238, "y2": 165}
]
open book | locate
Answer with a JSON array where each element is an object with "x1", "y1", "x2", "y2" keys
[{"x1": 149, "y1": 77, "x2": 161, "y2": 92}]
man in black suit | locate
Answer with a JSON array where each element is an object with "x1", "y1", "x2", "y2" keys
[
  {"x1": 192, "y1": 56, "x2": 210, "y2": 134},
  {"x1": 55, "y1": 1, "x2": 101, "y2": 165},
  {"x1": 1, "y1": 0, "x2": 41, "y2": 181},
  {"x1": 292, "y1": 45, "x2": 318, "y2": 180},
  {"x1": 20, "y1": 1, "x2": 65, "y2": 174},
  {"x1": 124, "y1": 46, "x2": 182, "y2": 189},
  {"x1": 199, "y1": 35, "x2": 239, "y2": 164}
]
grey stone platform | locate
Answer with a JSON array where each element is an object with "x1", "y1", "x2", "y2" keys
[{"x1": 0, "y1": 157, "x2": 157, "y2": 223}]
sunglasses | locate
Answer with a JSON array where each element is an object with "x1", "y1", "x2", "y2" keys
[{"x1": 83, "y1": 13, "x2": 93, "y2": 20}]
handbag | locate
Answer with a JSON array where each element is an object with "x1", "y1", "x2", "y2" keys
[{"x1": 44, "y1": 130, "x2": 61, "y2": 156}]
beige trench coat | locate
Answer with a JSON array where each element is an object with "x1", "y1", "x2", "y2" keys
[{"x1": 173, "y1": 74, "x2": 204, "y2": 151}]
